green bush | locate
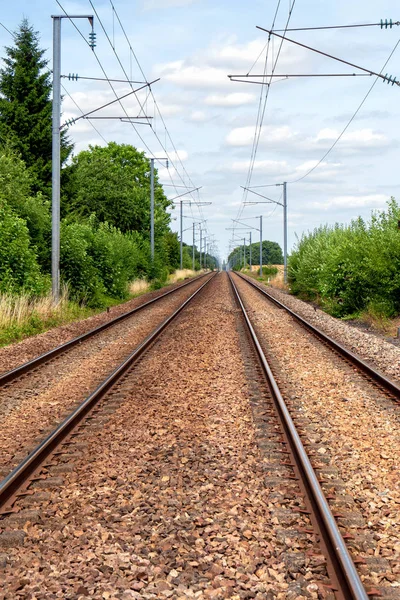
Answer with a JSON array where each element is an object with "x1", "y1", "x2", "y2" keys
[
  {"x1": 288, "y1": 198, "x2": 400, "y2": 317},
  {"x1": 0, "y1": 199, "x2": 48, "y2": 295}
]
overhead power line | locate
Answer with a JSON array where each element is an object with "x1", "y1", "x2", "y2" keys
[
  {"x1": 256, "y1": 26, "x2": 400, "y2": 86},
  {"x1": 288, "y1": 36, "x2": 400, "y2": 184},
  {"x1": 272, "y1": 19, "x2": 400, "y2": 32}
]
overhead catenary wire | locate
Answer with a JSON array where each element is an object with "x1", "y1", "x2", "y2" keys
[
  {"x1": 106, "y1": 0, "x2": 207, "y2": 230},
  {"x1": 288, "y1": 36, "x2": 400, "y2": 184}
]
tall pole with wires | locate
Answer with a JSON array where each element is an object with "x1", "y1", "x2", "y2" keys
[
  {"x1": 249, "y1": 232, "x2": 252, "y2": 271},
  {"x1": 150, "y1": 158, "x2": 155, "y2": 262},
  {"x1": 199, "y1": 227, "x2": 202, "y2": 269},
  {"x1": 51, "y1": 13, "x2": 94, "y2": 303},
  {"x1": 52, "y1": 16, "x2": 61, "y2": 303},
  {"x1": 180, "y1": 200, "x2": 183, "y2": 269},
  {"x1": 259, "y1": 215, "x2": 263, "y2": 277},
  {"x1": 283, "y1": 181, "x2": 288, "y2": 283},
  {"x1": 192, "y1": 222, "x2": 196, "y2": 271}
]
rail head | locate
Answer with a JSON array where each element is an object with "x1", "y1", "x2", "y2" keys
[{"x1": 228, "y1": 272, "x2": 369, "y2": 600}]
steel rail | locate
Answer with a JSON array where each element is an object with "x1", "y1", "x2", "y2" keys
[
  {"x1": 228, "y1": 273, "x2": 368, "y2": 600},
  {"x1": 0, "y1": 273, "x2": 216, "y2": 511},
  {"x1": 0, "y1": 272, "x2": 211, "y2": 387},
  {"x1": 234, "y1": 272, "x2": 400, "y2": 399}
]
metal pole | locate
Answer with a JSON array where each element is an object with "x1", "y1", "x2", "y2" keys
[
  {"x1": 150, "y1": 158, "x2": 155, "y2": 261},
  {"x1": 249, "y1": 232, "x2": 252, "y2": 271},
  {"x1": 180, "y1": 199, "x2": 183, "y2": 270},
  {"x1": 259, "y1": 215, "x2": 263, "y2": 277},
  {"x1": 192, "y1": 222, "x2": 195, "y2": 271},
  {"x1": 283, "y1": 181, "x2": 288, "y2": 283},
  {"x1": 52, "y1": 16, "x2": 61, "y2": 303},
  {"x1": 203, "y1": 237, "x2": 207, "y2": 270},
  {"x1": 243, "y1": 238, "x2": 246, "y2": 269},
  {"x1": 199, "y1": 227, "x2": 202, "y2": 269}
]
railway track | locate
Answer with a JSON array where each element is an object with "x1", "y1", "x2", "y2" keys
[
  {"x1": 0, "y1": 272, "x2": 210, "y2": 386},
  {"x1": 233, "y1": 271, "x2": 400, "y2": 402},
  {"x1": 0, "y1": 272, "x2": 398, "y2": 598},
  {"x1": 0, "y1": 273, "x2": 213, "y2": 480},
  {"x1": 0, "y1": 273, "x2": 215, "y2": 517},
  {"x1": 229, "y1": 271, "x2": 399, "y2": 599},
  {"x1": 228, "y1": 273, "x2": 368, "y2": 600}
]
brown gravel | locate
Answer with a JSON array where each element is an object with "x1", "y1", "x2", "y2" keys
[
  {"x1": 0, "y1": 276, "x2": 211, "y2": 480},
  {"x1": 244, "y1": 276, "x2": 400, "y2": 384},
  {"x1": 1, "y1": 273, "x2": 333, "y2": 599},
  {"x1": 233, "y1": 273, "x2": 400, "y2": 597},
  {"x1": 0, "y1": 275, "x2": 206, "y2": 376}
]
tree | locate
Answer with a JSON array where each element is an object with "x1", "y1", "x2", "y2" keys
[
  {"x1": 63, "y1": 142, "x2": 172, "y2": 236},
  {"x1": 0, "y1": 18, "x2": 72, "y2": 197}
]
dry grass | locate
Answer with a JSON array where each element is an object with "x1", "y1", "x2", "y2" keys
[
  {"x1": 0, "y1": 287, "x2": 69, "y2": 329},
  {"x1": 247, "y1": 265, "x2": 289, "y2": 291},
  {"x1": 168, "y1": 269, "x2": 198, "y2": 284},
  {"x1": 129, "y1": 279, "x2": 151, "y2": 296}
]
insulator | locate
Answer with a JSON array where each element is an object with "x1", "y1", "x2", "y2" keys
[{"x1": 89, "y1": 31, "x2": 97, "y2": 50}]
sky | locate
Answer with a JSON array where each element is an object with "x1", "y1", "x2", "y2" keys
[{"x1": 1, "y1": 0, "x2": 400, "y2": 264}]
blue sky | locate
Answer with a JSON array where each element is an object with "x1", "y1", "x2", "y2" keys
[{"x1": 1, "y1": 0, "x2": 400, "y2": 262}]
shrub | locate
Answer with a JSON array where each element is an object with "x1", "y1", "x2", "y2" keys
[{"x1": 288, "y1": 198, "x2": 400, "y2": 317}]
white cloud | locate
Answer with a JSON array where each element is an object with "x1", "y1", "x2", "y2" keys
[
  {"x1": 226, "y1": 125, "x2": 297, "y2": 147},
  {"x1": 156, "y1": 63, "x2": 229, "y2": 89},
  {"x1": 204, "y1": 92, "x2": 255, "y2": 107},
  {"x1": 189, "y1": 110, "x2": 208, "y2": 122},
  {"x1": 229, "y1": 159, "x2": 289, "y2": 175},
  {"x1": 315, "y1": 128, "x2": 389, "y2": 149},
  {"x1": 311, "y1": 194, "x2": 389, "y2": 210}
]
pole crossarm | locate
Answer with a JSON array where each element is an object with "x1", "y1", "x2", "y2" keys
[
  {"x1": 232, "y1": 219, "x2": 260, "y2": 231},
  {"x1": 168, "y1": 187, "x2": 202, "y2": 201},
  {"x1": 256, "y1": 25, "x2": 400, "y2": 86},
  {"x1": 241, "y1": 186, "x2": 283, "y2": 206},
  {"x1": 60, "y1": 79, "x2": 160, "y2": 129}
]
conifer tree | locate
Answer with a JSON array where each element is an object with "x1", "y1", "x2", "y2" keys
[{"x1": 0, "y1": 18, "x2": 72, "y2": 197}]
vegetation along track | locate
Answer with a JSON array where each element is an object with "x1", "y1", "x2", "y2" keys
[
  {"x1": 231, "y1": 271, "x2": 400, "y2": 598},
  {"x1": 0, "y1": 273, "x2": 213, "y2": 481}
]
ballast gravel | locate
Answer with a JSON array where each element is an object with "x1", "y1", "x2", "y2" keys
[
  {"x1": 1, "y1": 274, "x2": 329, "y2": 600},
  {"x1": 234, "y1": 274, "x2": 400, "y2": 594},
  {"x1": 254, "y1": 278, "x2": 400, "y2": 384}
]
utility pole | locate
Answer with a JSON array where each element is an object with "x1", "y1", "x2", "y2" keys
[
  {"x1": 150, "y1": 158, "x2": 155, "y2": 261},
  {"x1": 192, "y1": 222, "x2": 196, "y2": 271},
  {"x1": 243, "y1": 237, "x2": 246, "y2": 269},
  {"x1": 203, "y1": 237, "x2": 207, "y2": 269},
  {"x1": 51, "y1": 14, "x2": 94, "y2": 303},
  {"x1": 259, "y1": 215, "x2": 263, "y2": 277},
  {"x1": 52, "y1": 16, "x2": 61, "y2": 303},
  {"x1": 249, "y1": 231, "x2": 252, "y2": 271},
  {"x1": 180, "y1": 199, "x2": 183, "y2": 269},
  {"x1": 283, "y1": 181, "x2": 288, "y2": 283},
  {"x1": 199, "y1": 227, "x2": 202, "y2": 269}
]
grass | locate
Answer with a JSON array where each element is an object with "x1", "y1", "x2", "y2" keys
[
  {"x1": 168, "y1": 268, "x2": 199, "y2": 284},
  {"x1": 0, "y1": 270, "x2": 204, "y2": 349},
  {"x1": 129, "y1": 279, "x2": 151, "y2": 296},
  {"x1": 0, "y1": 288, "x2": 93, "y2": 348},
  {"x1": 244, "y1": 265, "x2": 288, "y2": 291}
]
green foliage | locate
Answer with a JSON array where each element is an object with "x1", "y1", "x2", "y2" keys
[
  {"x1": 262, "y1": 266, "x2": 278, "y2": 277},
  {"x1": 0, "y1": 145, "x2": 51, "y2": 268},
  {"x1": 63, "y1": 142, "x2": 171, "y2": 235},
  {"x1": 0, "y1": 199, "x2": 48, "y2": 295},
  {"x1": 228, "y1": 240, "x2": 283, "y2": 268},
  {"x1": 0, "y1": 19, "x2": 72, "y2": 197},
  {"x1": 288, "y1": 199, "x2": 400, "y2": 317}
]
